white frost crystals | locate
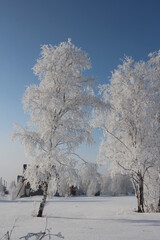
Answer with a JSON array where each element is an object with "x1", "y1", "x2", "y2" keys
[
  {"x1": 12, "y1": 38, "x2": 160, "y2": 214},
  {"x1": 94, "y1": 53, "x2": 160, "y2": 212},
  {"x1": 12, "y1": 39, "x2": 99, "y2": 217}
]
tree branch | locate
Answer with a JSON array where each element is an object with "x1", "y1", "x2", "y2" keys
[{"x1": 104, "y1": 126, "x2": 132, "y2": 154}]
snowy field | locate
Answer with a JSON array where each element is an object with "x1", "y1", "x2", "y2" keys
[{"x1": 0, "y1": 196, "x2": 160, "y2": 239}]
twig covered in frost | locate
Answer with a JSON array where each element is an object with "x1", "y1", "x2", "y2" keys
[
  {"x1": 19, "y1": 231, "x2": 64, "y2": 239},
  {"x1": 0, "y1": 231, "x2": 9, "y2": 240},
  {"x1": 19, "y1": 231, "x2": 45, "y2": 240},
  {"x1": 19, "y1": 218, "x2": 64, "y2": 239},
  {"x1": 0, "y1": 219, "x2": 18, "y2": 240}
]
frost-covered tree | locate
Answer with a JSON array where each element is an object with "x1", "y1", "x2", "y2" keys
[
  {"x1": 94, "y1": 53, "x2": 160, "y2": 212},
  {"x1": 9, "y1": 181, "x2": 17, "y2": 200},
  {"x1": 79, "y1": 163, "x2": 101, "y2": 196},
  {"x1": 110, "y1": 174, "x2": 133, "y2": 196},
  {"x1": 100, "y1": 175, "x2": 112, "y2": 196},
  {"x1": 99, "y1": 174, "x2": 133, "y2": 196},
  {"x1": 12, "y1": 39, "x2": 99, "y2": 217},
  {"x1": 48, "y1": 162, "x2": 79, "y2": 197},
  {"x1": 0, "y1": 178, "x2": 4, "y2": 195}
]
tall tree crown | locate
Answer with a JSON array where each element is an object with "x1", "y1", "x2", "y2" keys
[{"x1": 13, "y1": 40, "x2": 98, "y2": 194}]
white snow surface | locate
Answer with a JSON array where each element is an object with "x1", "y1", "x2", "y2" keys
[{"x1": 0, "y1": 196, "x2": 160, "y2": 239}]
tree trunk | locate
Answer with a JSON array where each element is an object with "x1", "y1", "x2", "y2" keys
[
  {"x1": 137, "y1": 172, "x2": 144, "y2": 213},
  {"x1": 37, "y1": 182, "x2": 48, "y2": 217}
]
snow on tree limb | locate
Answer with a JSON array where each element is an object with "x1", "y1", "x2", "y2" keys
[
  {"x1": 12, "y1": 39, "x2": 100, "y2": 216},
  {"x1": 95, "y1": 53, "x2": 160, "y2": 212}
]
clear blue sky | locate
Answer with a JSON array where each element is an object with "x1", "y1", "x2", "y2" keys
[{"x1": 0, "y1": 0, "x2": 160, "y2": 184}]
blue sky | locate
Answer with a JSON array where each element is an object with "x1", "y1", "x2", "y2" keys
[{"x1": 1, "y1": 0, "x2": 160, "y2": 184}]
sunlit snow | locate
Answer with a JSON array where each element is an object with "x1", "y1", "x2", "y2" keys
[{"x1": 1, "y1": 196, "x2": 160, "y2": 239}]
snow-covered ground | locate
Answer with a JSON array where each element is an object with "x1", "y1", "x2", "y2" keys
[{"x1": 0, "y1": 196, "x2": 160, "y2": 239}]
